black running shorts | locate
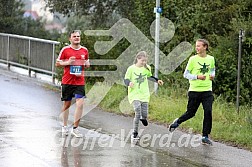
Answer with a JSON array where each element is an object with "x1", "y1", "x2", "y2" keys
[{"x1": 61, "y1": 84, "x2": 86, "y2": 101}]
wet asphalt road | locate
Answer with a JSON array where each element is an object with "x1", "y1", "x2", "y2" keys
[{"x1": 0, "y1": 67, "x2": 252, "y2": 167}]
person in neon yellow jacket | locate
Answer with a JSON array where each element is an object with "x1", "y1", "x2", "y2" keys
[
  {"x1": 169, "y1": 39, "x2": 215, "y2": 145},
  {"x1": 124, "y1": 51, "x2": 163, "y2": 141}
]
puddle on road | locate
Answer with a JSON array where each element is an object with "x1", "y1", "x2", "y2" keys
[{"x1": 53, "y1": 128, "x2": 202, "y2": 167}]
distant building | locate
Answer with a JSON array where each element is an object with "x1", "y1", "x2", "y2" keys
[
  {"x1": 21, "y1": 0, "x2": 66, "y2": 32},
  {"x1": 23, "y1": 10, "x2": 39, "y2": 20},
  {"x1": 21, "y1": 0, "x2": 53, "y2": 22}
]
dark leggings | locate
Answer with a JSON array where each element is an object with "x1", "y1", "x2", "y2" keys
[{"x1": 177, "y1": 91, "x2": 214, "y2": 137}]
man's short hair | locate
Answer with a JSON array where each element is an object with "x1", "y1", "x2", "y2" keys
[{"x1": 68, "y1": 30, "x2": 81, "y2": 37}]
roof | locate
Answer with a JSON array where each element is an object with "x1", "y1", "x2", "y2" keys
[{"x1": 23, "y1": 10, "x2": 39, "y2": 20}]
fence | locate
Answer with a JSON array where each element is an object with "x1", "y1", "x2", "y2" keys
[{"x1": 0, "y1": 33, "x2": 60, "y2": 84}]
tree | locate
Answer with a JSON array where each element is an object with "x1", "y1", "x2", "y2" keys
[
  {"x1": 65, "y1": 15, "x2": 92, "y2": 32},
  {"x1": 46, "y1": 0, "x2": 118, "y2": 28},
  {"x1": 48, "y1": 0, "x2": 252, "y2": 104},
  {"x1": 0, "y1": 0, "x2": 60, "y2": 40},
  {"x1": 0, "y1": 0, "x2": 25, "y2": 34}
]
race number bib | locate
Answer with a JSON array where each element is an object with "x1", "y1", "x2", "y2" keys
[{"x1": 70, "y1": 65, "x2": 82, "y2": 75}]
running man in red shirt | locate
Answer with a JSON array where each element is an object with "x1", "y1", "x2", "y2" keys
[{"x1": 56, "y1": 30, "x2": 90, "y2": 138}]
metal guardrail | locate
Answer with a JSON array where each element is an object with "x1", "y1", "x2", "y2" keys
[{"x1": 0, "y1": 33, "x2": 60, "y2": 84}]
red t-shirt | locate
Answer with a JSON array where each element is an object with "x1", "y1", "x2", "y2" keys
[{"x1": 57, "y1": 45, "x2": 89, "y2": 85}]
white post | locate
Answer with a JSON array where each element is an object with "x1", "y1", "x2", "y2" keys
[
  {"x1": 236, "y1": 29, "x2": 244, "y2": 114},
  {"x1": 154, "y1": 0, "x2": 160, "y2": 94}
]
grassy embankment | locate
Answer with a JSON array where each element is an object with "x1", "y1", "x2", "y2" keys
[{"x1": 92, "y1": 83, "x2": 252, "y2": 151}]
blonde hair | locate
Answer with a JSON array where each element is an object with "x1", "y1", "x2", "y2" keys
[
  {"x1": 133, "y1": 51, "x2": 150, "y2": 71},
  {"x1": 197, "y1": 39, "x2": 210, "y2": 51}
]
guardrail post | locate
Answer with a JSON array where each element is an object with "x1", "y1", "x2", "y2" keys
[
  {"x1": 52, "y1": 43, "x2": 56, "y2": 84},
  {"x1": 7, "y1": 35, "x2": 10, "y2": 70},
  {"x1": 28, "y1": 39, "x2": 31, "y2": 77}
]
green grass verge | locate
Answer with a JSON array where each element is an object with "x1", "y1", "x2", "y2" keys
[{"x1": 93, "y1": 83, "x2": 252, "y2": 151}]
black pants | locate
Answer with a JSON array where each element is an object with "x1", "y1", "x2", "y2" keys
[{"x1": 177, "y1": 91, "x2": 214, "y2": 137}]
